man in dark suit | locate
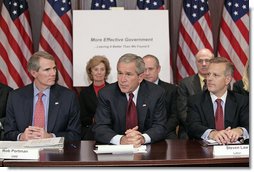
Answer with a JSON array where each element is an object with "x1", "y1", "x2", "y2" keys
[
  {"x1": 186, "y1": 57, "x2": 249, "y2": 144},
  {"x1": 4, "y1": 51, "x2": 80, "y2": 141},
  {"x1": 93, "y1": 53, "x2": 167, "y2": 147},
  {"x1": 143, "y1": 54, "x2": 178, "y2": 139},
  {"x1": 0, "y1": 83, "x2": 13, "y2": 140},
  {"x1": 177, "y1": 48, "x2": 214, "y2": 139}
]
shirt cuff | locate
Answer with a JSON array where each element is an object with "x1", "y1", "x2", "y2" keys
[
  {"x1": 241, "y1": 127, "x2": 249, "y2": 140},
  {"x1": 109, "y1": 134, "x2": 151, "y2": 145},
  {"x1": 110, "y1": 135, "x2": 123, "y2": 145},
  {"x1": 201, "y1": 129, "x2": 214, "y2": 140},
  {"x1": 142, "y1": 133, "x2": 151, "y2": 144}
]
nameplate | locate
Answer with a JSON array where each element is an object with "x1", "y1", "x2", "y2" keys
[
  {"x1": 213, "y1": 145, "x2": 249, "y2": 157},
  {"x1": 0, "y1": 148, "x2": 40, "y2": 159}
]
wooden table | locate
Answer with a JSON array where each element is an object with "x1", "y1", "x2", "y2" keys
[{"x1": 3, "y1": 140, "x2": 249, "y2": 167}]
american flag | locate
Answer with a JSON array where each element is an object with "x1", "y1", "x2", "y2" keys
[
  {"x1": 39, "y1": 0, "x2": 73, "y2": 89},
  {"x1": 218, "y1": 0, "x2": 249, "y2": 81},
  {"x1": 137, "y1": 0, "x2": 165, "y2": 10},
  {"x1": 0, "y1": 0, "x2": 33, "y2": 89},
  {"x1": 176, "y1": 0, "x2": 213, "y2": 82},
  {"x1": 91, "y1": 0, "x2": 117, "y2": 10}
]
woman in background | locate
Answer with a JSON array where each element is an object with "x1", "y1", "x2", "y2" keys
[
  {"x1": 79, "y1": 55, "x2": 111, "y2": 140},
  {"x1": 233, "y1": 61, "x2": 249, "y2": 96}
]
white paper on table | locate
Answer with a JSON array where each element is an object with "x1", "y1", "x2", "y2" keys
[
  {"x1": 24, "y1": 137, "x2": 64, "y2": 149},
  {"x1": 94, "y1": 145, "x2": 147, "y2": 154},
  {"x1": 0, "y1": 141, "x2": 27, "y2": 149}
]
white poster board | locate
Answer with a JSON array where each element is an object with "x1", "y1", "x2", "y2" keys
[{"x1": 73, "y1": 10, "x2": 170, "y2": 86}]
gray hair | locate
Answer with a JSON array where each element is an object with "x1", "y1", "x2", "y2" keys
[
  {"x1": 117, "y1": 53, "x2": 145, "y2": 75},
  {"x1": 28, "y1": 51, "x2": 55, "y2": 72}
]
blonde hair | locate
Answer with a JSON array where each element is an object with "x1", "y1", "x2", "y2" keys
[{"x1": 242, "y1": 61, "x2": 249, "y2": 92}]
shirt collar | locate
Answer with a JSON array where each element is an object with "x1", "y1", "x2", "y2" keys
[
  {"x1": 198, "y1": 74, "x2": 205, "y2": 81},
  {"x1": 126, "y1": 85, "x2": 140, "y2": 103},
  {"x1": 154, "y1": 79, "x2": 159, "y2": 85},
  {"x1": 210, "y1": 90, "x2": 227, "y2": 104},
  {"x1": 33, "y1": 83, "x2": 50, "y2": 97}
]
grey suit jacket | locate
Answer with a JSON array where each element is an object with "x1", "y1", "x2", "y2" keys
[
  {"x1": 93, "y1": 80, "x2": 167, "y2": 144},
  {"x1": 177, "y1": 74, "x2": 201, "y2": 139},
  {"x1": 186, "y1": 90, "x2": 249, "y2": 139},
  {"x1": 4, "y1": 84, "x2": 81, "y2": 141}
]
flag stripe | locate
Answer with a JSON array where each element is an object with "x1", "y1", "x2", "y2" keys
[
  {"x1": 39, "y1": 36, "x2": 73, "y2": 88},
  {"x1": 217, "y1": 42, "x2": 242, "y2": 80},
  {"x1": 0, "y1": 69, "x2": 8, "y2": 84},
  {"x1": 0, "y1": 0, "x2": 33, "y2": 88},
  {"x1": 218, "y1": 0, "x2": 249, "y2": 81},
  {"x1": 14, "y1": 10, "x2": 33, "y2": 54},
  {"x1": 0, "y1": 18, "x2": 31, "y2": 81},
  {"x1": 41, "y1": 12, "x2": 72, "y2": 61},
  {"x1": 235, "y1": 18, "x2": 248, "y2": 43},
  {"x1": 220, "y1": 18, "x2": 248, "y2": 64},
  {"x1": 0, "y1": 42, "x2": 24, "y2": 87},
  {"x1": 39, "y1": 0, "x2": 73, "y2": 89}
]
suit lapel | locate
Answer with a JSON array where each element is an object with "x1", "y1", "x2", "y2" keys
[
  {"x1": 24, "y1": 84, "x2": 34, "y2": 126},
  {"x1": 224, "y1": 92, "x2": 237, "y2": 127},
  {"x1": 118, "y1": 92, "x2": 128, "y2": 132},
  {"x1": 47, "y1": 85, "x2": 60, "y2": 131},
  {"x1": 201, "y1": 92, "x2": 215, "y2": 128},
  {"x1": 193, "y1": 74, "x2": 202, "y2": 94},
  {"x1": 136, "y1": 82, "x2": 148, "y2": 131}
]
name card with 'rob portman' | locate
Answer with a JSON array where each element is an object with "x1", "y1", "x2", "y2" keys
[
  {"x1": 0, "y1": 148, "x2": 39, "y2": 159},
  {"x1": 213, "y1": 145, "x2": 249, "y2": 157}
]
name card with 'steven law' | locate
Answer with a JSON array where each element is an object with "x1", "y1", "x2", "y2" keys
[{"x1": 213, "y1": 145, "x2": 249, "y2": 157}]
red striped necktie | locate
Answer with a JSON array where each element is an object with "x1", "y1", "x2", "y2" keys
[{"x1": 34, "y1": 92, "x2": 45, "y2": 129}]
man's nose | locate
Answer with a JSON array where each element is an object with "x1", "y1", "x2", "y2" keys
[{"x1": 120, "y1": 75, "x2": 127, "y2": 82}]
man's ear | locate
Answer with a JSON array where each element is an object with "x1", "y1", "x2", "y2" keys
[
  {"x1": 30, "y1": 70, "x2": 37, "y2": 78},
  {"x1": 157, "y1": 65, "x2": 161, "y2": 73},
  {"x1": 138, "y1": 73, "x2": 144, "y2": 83},
  {"x1": 225, "y1": 75, "x2": 232, "y2": 86}
]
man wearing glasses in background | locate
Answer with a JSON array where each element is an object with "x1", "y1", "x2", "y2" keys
[{"x1": 177, "y1": 48, "x2": 214, "y2": 139}]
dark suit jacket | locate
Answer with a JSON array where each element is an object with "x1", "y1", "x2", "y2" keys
[
  {"x1": 186, "y1": 90, "x2": 249, "y2": 139},
  {"x1": 0, "y1": 83, "x2": 13, "y2": 125},
  {"x1": 4, "y1": 84, "x2": 81, "y2": 141},
  {"x1": 93, "y1": 80, "x2": 167, "y2": 144},
  {"x1": 0, "y1": 83, "x2": 13, "y2": 140},
  {"x1": 233, "y1": 80, "x2": 249, "y2": 96},
  {"x1": 158, "y1": 80, "x2": 178, "y2": 139},
  {"x1": 79, "y1": 82, "x2": 108, "y2": 140},
  {"x1": 177, "y1": 74, "x2": 201, "y2": 139}
]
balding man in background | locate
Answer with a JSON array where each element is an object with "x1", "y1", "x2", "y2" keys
[
  {"x1": 143, "y1": 54, "x2": 178, "y2": 139},
  {"x1": 177, "y1": 48, "x2": 214, "y2": 139}
]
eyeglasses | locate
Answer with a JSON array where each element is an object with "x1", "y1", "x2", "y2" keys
[{"x1": 197, "y1": 59, "x2": 210, "y2": 64}]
